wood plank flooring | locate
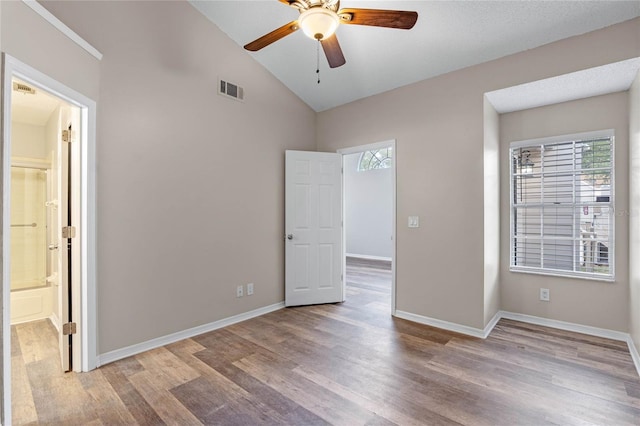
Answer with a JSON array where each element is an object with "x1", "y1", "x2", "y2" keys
[{"x1": 11, "y1": 257, "x2": 640, "y2": 425}]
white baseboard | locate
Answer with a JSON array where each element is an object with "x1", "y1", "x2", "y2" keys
[
  {"x1": 49, "y1": 313, "x2": 60, "y2": 333},
  {"x1": 498, "y1": 311, "x2": 629, "y2": 342},
  {"x1": 96, "y1": 302, "x2": 640, "y2": 379},
  {"x1": 394, "y1": 310, "x2": 490, "y2": 338},
  {"x1": 395, "y1": 309, "x2": 640, "y2": 377},
  {"x1": 500, "y1": 311, "x2": 639, "y2": 378},
  {"x1": 97, "y1": 302, "x2": 285, "y2": 367},
  {"x1": 483, "y1": 311, "x2": 502, "y2": 338},
  {"x1": 345, "y1": 253, "x2": 392, "y2": 262},
  {"x1": 628, "y1": 336, "x2": 640, "y2": 377}
]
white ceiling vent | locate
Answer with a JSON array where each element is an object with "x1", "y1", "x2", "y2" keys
[
  {"x1": 13, "y1": 82, "x2": 36, "y2": 95},
  {"x1": 219, "y1": 79, "x2": 244, "y2": 102}
]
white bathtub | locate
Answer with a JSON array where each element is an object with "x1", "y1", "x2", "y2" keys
[{"x1": 11, "y1": 284, "x2": 55, "y2": 325}]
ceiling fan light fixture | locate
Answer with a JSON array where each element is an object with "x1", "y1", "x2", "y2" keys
[{"x1": 298, "y1": 7, "x2": 339, "y2": 40}]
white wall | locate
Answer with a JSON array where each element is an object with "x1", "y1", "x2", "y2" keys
[
  {"x1": 344, "y1": 152, "x2": 392, "y2": 259},
  {"x1": 45, "y1": 105, "x2": 60, "y2": 162},
  {"x1": 11, "y1": 122, "x2": 46, "y2": 160}
]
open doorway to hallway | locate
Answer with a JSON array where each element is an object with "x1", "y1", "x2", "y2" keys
[{"x1": 341, "y1": 143, "x2": 395, "y2": 312}]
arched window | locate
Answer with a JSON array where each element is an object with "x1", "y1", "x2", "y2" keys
[{"x1": 357, "y1": 147, "x2": 393, "y2": 171}]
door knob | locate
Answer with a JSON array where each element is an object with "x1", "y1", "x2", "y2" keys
[
  {"x1": 286, "y1": 234, "x2": 293, "y2": 240},
  {"x1": 48, "y1": 244, "x2": 59, "y2": 250}
]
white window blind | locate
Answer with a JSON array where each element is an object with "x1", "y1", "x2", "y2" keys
[{"x1": 509, "y1": 131, "x2": 614, "y2": 280}]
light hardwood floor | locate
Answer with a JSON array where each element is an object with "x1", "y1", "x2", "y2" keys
[{"x1": 11, "y1": 258, "x2": 640, "y2": 425}]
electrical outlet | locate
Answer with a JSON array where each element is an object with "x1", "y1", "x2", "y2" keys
[
  {"x1": 236, "y1": 284, "x2": 244, "y2": 298},
  {"x1": 539, "y1": 288, "x2": 550, "y2": 302},
  {"x1": 247, "y1": 283, "x2": 254, "y2": 296}
]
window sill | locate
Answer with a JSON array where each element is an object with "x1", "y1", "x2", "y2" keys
[{"x1": 509, "y1": 266, "x2": 615, "y2": 283}]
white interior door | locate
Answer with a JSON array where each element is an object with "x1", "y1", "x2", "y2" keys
[
  {"x1": 285, "y1": 150, "x2": 343, "y2": 307},
  {"x1": 58, "y1": 110, "x2": 71, "y2": 372}
]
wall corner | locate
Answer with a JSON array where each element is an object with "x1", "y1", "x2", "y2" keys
[
  {"x1": 629, "y1": 69, "x2": 640, "y2": 357},
  {"x1": 483, "y1": 95, "x2": 501, "y2": 326}
]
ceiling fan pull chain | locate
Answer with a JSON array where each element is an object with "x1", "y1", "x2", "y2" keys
[{"x1": 316, "y1": 39, "x2": 321, "y2": 84}]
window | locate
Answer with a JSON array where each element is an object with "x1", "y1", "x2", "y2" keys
[
  {"x1": 358, "y1": 147, "x2": 393, "y2": 171},
  {"x1": 509, "y1": 131, "x2": 614, "y2": 280}
]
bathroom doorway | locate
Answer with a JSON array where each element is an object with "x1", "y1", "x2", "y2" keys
[
  {"x1": 2, "y1": 55, "x2": 98, "y2": 423},
  {"x1": 9, "y1": 76, "x2": 79, "y2": 374}
]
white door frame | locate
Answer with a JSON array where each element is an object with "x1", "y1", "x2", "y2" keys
[
  {"x1": 337, "y1": 140, "x2": 397, "y2": 315},
  {"x1": 2, "y1": 54, "x2": 98, "y2": 421}
]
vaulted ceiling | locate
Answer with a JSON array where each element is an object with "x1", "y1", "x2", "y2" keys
[{"x1": 191, "y1": 1, "x2": 640, "y2": 112}]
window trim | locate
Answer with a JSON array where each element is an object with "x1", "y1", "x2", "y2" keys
[{"x1": 508, "y1": 129, "x2": 615, "y2": 282}]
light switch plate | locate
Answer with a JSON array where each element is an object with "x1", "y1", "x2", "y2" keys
[{"x1": 408, "y1": 216, "x2": 419, "y2": 228}]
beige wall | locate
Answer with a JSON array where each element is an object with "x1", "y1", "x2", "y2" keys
[
  {"x1": 500, "y1": 93, "x2": 629, "y2": 331},
  {"x1": 0, "y1": 1, "x2": 100, "y2": 101},
  {"x1": 630, "y1": 72, "x2": 640, "y2": 349},
  {"x1": 2, "y1": 0, "x2": 316, "y2": 360},
  {"x1": 1, "y1": 0, "x2": 638, "y2": 367},
  {"x1": 37, "y1": 1, "x2": 317, "y2": 352},
  {"x1": 317, "y1": 18, "x2": 640, "y2": 330}
]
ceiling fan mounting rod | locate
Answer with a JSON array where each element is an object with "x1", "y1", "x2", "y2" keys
[{"x1": 288, "y1": 0, "x2": 340, "y2": 12}]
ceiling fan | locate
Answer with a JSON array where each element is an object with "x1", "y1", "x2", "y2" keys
[{"x1": 244, "y1": 0, "x2": 418, "y2": 69}]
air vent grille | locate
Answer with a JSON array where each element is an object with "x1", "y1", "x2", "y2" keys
[
  {"x1": 219, "y1": 79, "x2": 244, "y2": 102},
  {"x1": 13, "y1": 82, "x2": 36, "y2": 95}
]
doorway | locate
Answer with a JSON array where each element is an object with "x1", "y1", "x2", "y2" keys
[
  {"x1": 10, "y1": 76, "x2": 75, "y2": 355},
  {"x1": 10, "y1": 76, "x2": 80, "y2": 423},
  {"x1": 2, "y1": 54, "x2": 97, "y2": 423},
  {"x1": 339, "y1": 140, "x2": 396, "y2": 314}
]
